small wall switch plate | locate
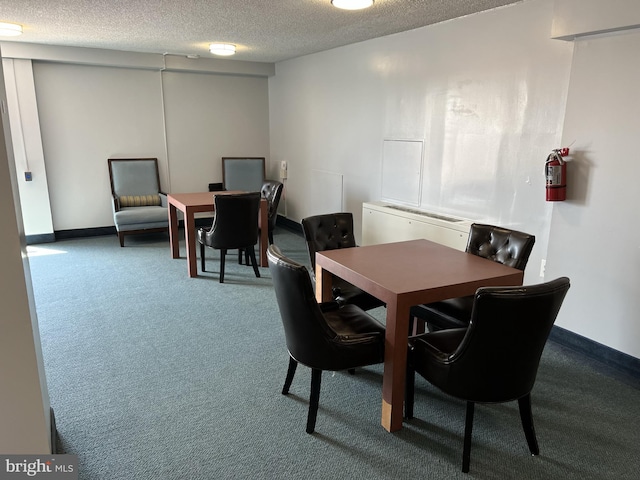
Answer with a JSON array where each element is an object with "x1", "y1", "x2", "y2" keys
[{"x1": 25, "y1": 171, "x2": 33, "y2": 181}]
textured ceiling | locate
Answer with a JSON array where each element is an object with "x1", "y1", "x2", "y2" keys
[{"x1": 0, "y1": 0, "x2": 523, "y2": 63}]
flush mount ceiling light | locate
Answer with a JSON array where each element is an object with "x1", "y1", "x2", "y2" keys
[
  {"x1": 209, "y1": 43, "x2": 236, "y2": 56},
  {"x1": 331, "y1": 0, "x2": 374, "y2": 10},
  {"x1": 0, "y1": 22, "x2": 23, "y2": 36}
]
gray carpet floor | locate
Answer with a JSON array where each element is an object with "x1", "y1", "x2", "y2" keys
[{"x1": 27, "y1": 227, "x2": 640, "y2": 479}]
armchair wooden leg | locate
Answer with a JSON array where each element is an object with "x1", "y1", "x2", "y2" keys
[
  {"x1": 118, "y1": 232, "x2": 125, "y2": 247},
  {"x1": 462, "y1": 401, "x2": 475, "y2": 473},
  {"x1": 268, "y1": 230, "x2": 274, "y2": 245},
  {"x1": 219, "y1": 249, "x2": 227, "y2": 283},
  {"x1": 282, "y1": 357, "x2": 298, "y2": 395},
  {"x1": 307, "y1": 369, "x2": 322, "y2": 434},
  {"x1": 200, "y1": 242, "x2": 206, "y2": 272},
  {"x1": 518, "y1": 394, "x2": 540, "y2": 455}
]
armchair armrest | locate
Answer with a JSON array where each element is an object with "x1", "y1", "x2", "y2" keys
[{"x1": 112, "y1": 194, "x2": 121, "y2": 212}]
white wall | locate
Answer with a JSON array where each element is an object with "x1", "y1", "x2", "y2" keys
[
  {"x1": 268, "y1": 0, "x2": 640, "y2": 359},
  {"x1": 33, "y1": 63, "x2": 167, "y2": 231},
  {"x1": 162, "y1": 71, "x2": 270, "y2": 193},
  {"x1": 547, "y1": 29, "x2": 640, "y2": 358},
  {"x1": 269, "y1": 0, "x2": 572, "y2": 283}
]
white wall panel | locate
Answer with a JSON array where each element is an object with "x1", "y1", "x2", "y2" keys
[
  {"x1": 161, "y1": 71, "x2": 269, "y2": 194},
  {"x1": 547, "y1": 30, "x2": 640, "y2": 358},
  {"x1": 308, "y1": 169, "x2": 343, "y2": 216},
  {"x1": 32, "y1": 63, "x2": 166, "y2": 231},
  {"x1": 381, "y1": 140, "x2": 423, "y2": 206},
  {"x1": 28, "y1": 59, "x2": 270, "y2": 231}
]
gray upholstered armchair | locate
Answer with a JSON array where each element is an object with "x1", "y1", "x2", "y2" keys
[{"x1": 108, "y1": 158, "x2": 169, "y2": 247}]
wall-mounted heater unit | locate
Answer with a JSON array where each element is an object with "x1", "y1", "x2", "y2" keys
[{"x1": 362, "y1": 201, "x2": 473, "y2": 251}]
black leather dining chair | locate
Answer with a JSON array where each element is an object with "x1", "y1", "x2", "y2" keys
[
  {"x1": 239, "y1": 180, "x2": 283, "y2": 266},
  {"x1": 405, "y1": 277, "x2": 570, "y2": 473},
  {"x1": 261, "y1": 180, "x2": 284, "y2": 245},
  {"x1": 301, "y1": 213, "x2": 385, "y2": 312},
  {"x1": 197, "y1": 192, "x2": 261, "y2": 283},
  {"x1": 267, "y1": 244, "x2": 385, "y2": 434},
  {"x1": 410, "y1": 223, "x2": 535, "y2": 332}
]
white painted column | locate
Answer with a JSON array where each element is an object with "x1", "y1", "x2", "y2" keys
[{"x1": 2, "y1": 58, "x2": 54, "y2": 239}]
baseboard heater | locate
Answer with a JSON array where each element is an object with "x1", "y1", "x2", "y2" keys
[{"x1": 362, "y1": 201, "x2": 473, "y2": 251}]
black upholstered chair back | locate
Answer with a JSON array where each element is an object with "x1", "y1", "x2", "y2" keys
[
  {"x1": 466, "y1": 223, "x2": 535, "y2": 271},
  {"x1": 300, "y1": 212, "x2": 385, "y2": 312},
  {"x1": 301, "y1": 213, "x2": 357, "y2": 272},
  {"x1": 435, "y1": 277, "x2": 570, "y2": 403},
  {"x1": 261, "y1": 180, "x2": 284, "y2": 242},
  {"x1": 409, "y1": 223, "x2": 536, "y2": 331},
  {"x1": 205, "y1": 192, "x2": 260, "y2": 249}
]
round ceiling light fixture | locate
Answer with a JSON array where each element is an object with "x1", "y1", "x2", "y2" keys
[
  {"x1": 331, "y1": 0, "x2": 374, "y2": 10},
  {"x1": 0, "y1": 22, "x2": 23, "y2": 36},
  {"x1": 209, "y1": 43, "x2": 236, "y2": 56}
]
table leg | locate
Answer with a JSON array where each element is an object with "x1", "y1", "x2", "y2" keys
[
  {"x1": 168, "y1": 204, "x2": 180, "y2": 259},
  {"x1": 184, "y1": 210, "x2": 198, "y2": 278},
  {"x1": 315, "y1": 265, "x2": 334, "y2": 303},
  {"x1": 259, "y1": 199, "x2": 268, "y2": 267},
  {"x1": 381, "y1": 299, "x2": 410, "y2": 432}
]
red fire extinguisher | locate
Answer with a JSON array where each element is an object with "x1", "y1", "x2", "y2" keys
[{"x1": 545, "y1": 148, "x2": 568, "y2": 201}]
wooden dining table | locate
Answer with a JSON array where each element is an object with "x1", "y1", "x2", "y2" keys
[
  {"x1": 314, "y1": 239, "x2": 524, "y2": 432},
  {"x1": 167, "y1": 191, "x2": 268, "y2": 278}
]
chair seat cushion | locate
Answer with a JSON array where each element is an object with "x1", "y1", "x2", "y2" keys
[
  {"x1": 313, "y1": 304, "x2": 385, "y2": 371},
  {"x1": 324, "y1": 304, "x2": 386, "y2": 337},
  {"x1": 114, "y1": 206, "x2": 168, "y2": 228}
]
